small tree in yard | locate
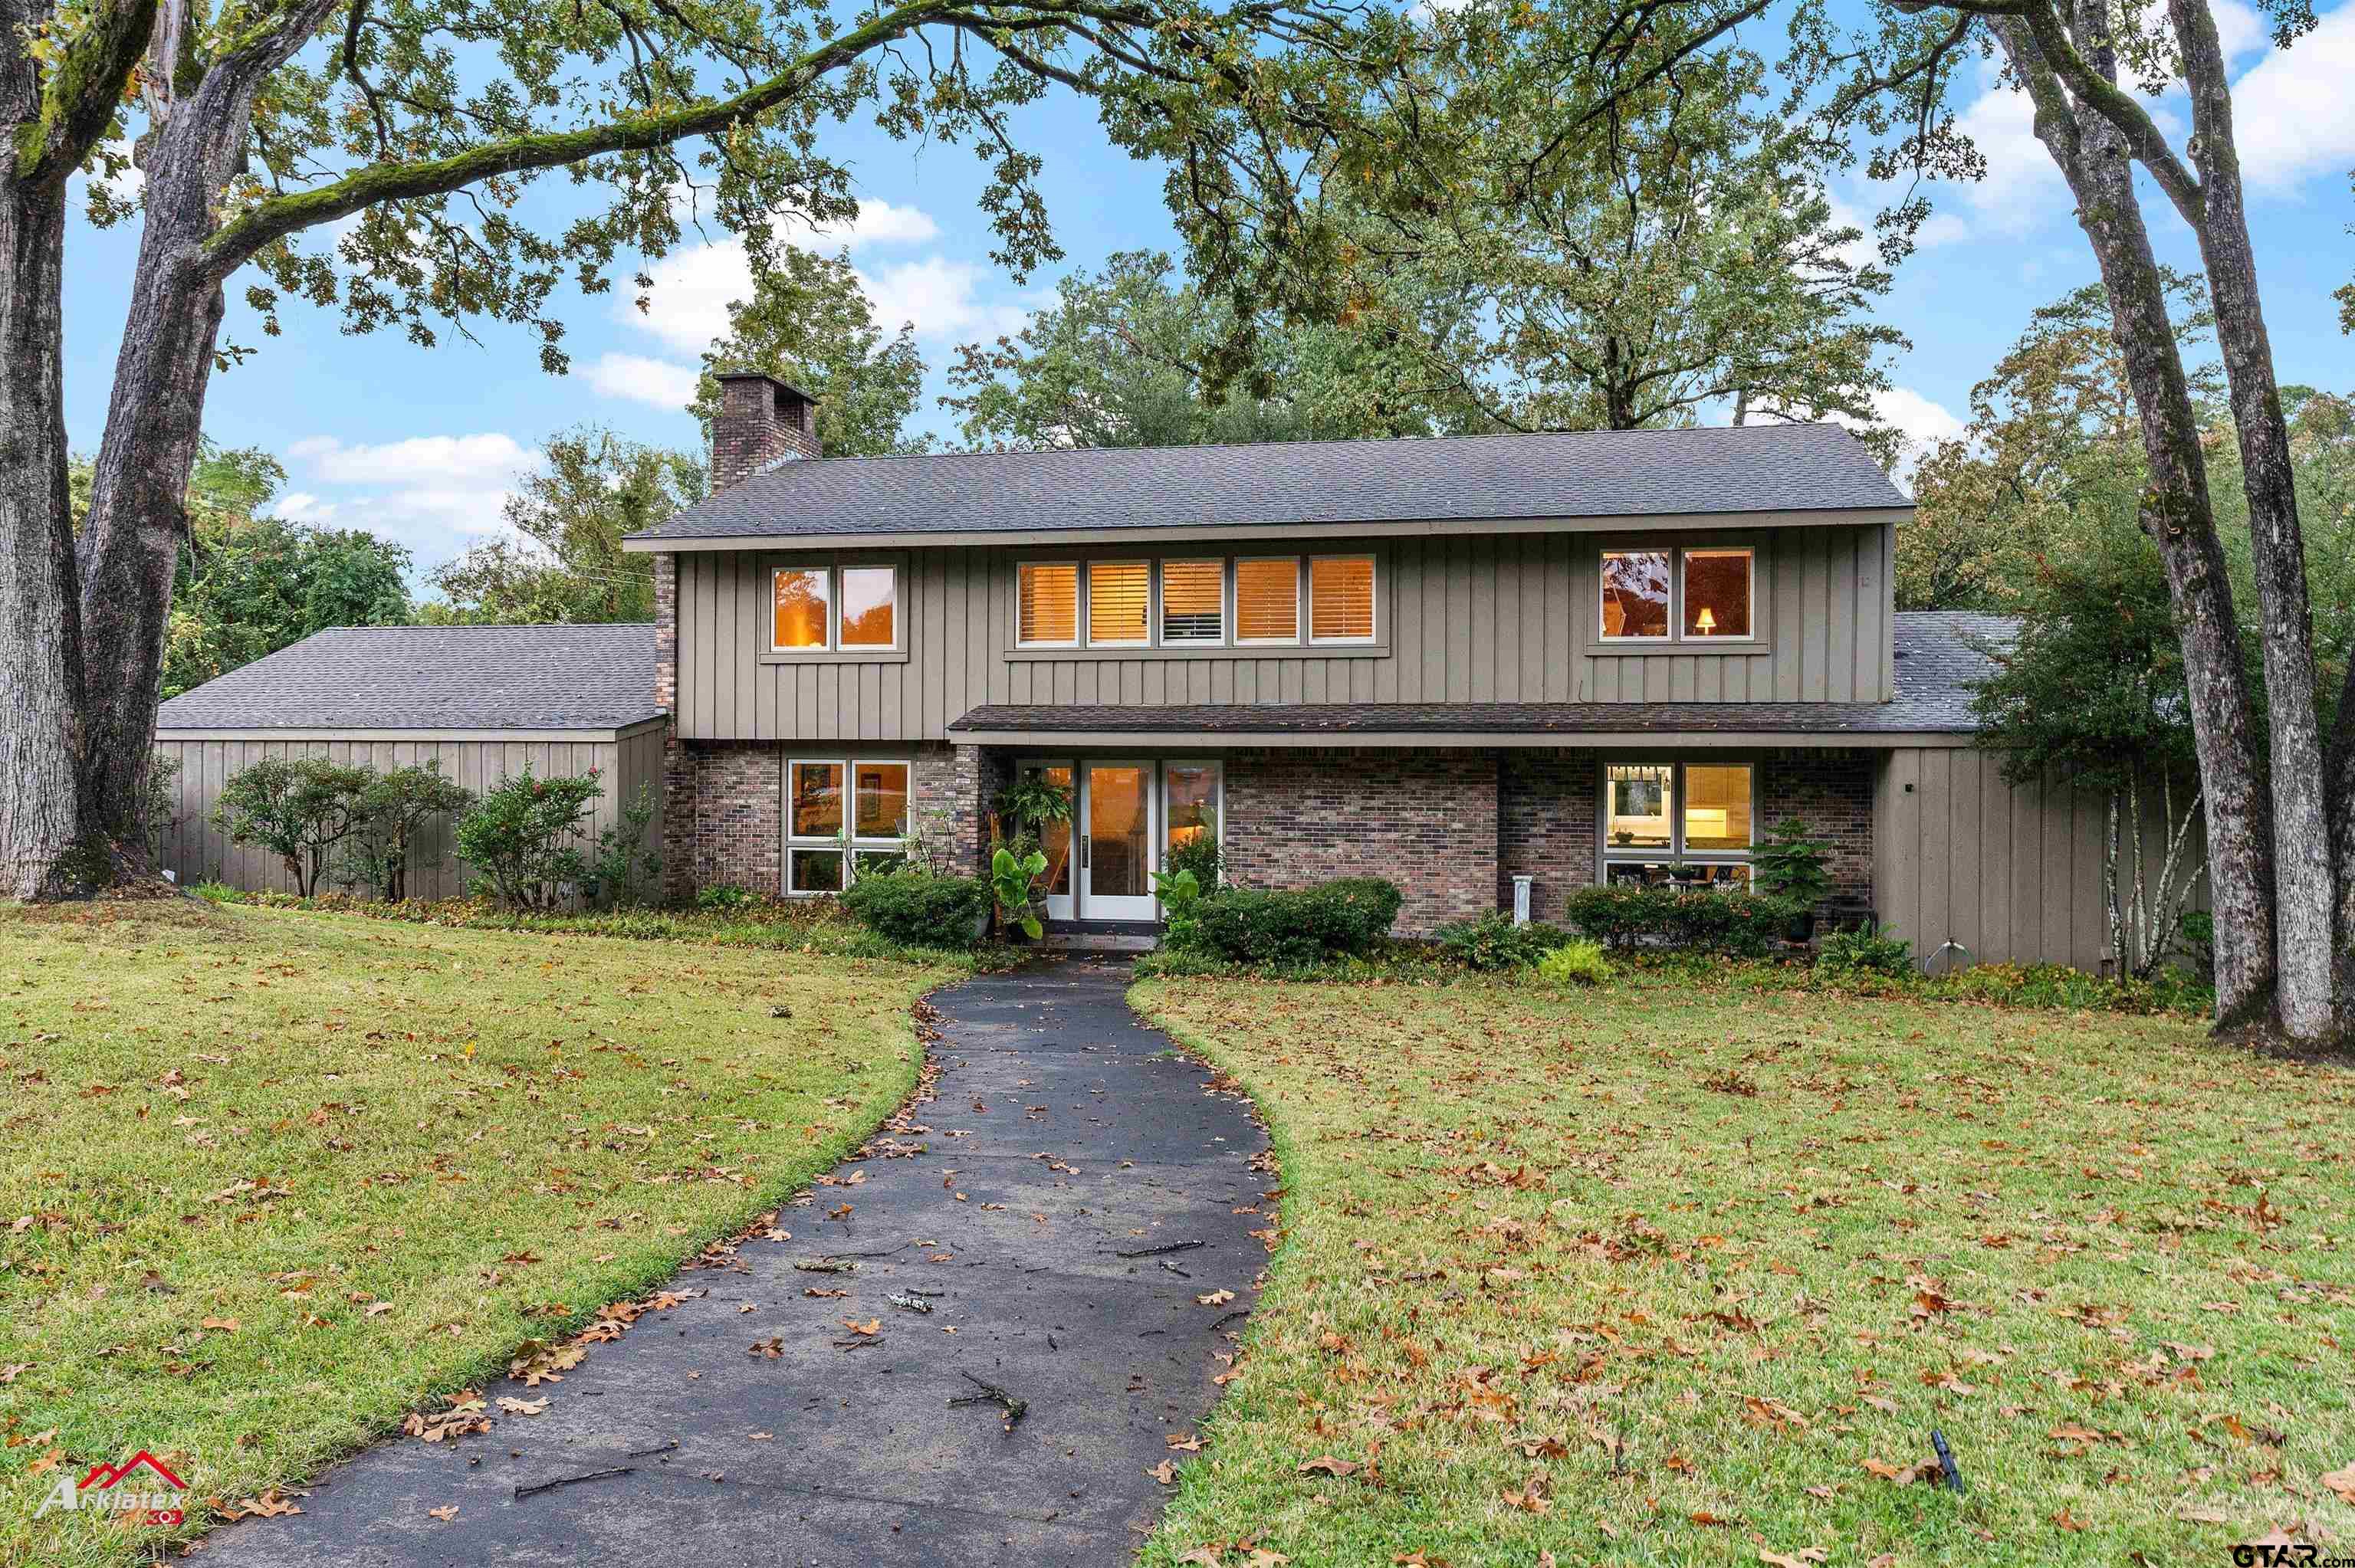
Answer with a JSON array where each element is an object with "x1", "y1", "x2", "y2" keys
[
  {"x1": 1970, "y1": 494, "x2": 2209, "y2": 981},
  {"x1": 212, "y1": 757, "x2": 374, "y2": 897},
  {"x1": 455, "y1": 770, "x2": 604, "y2": 910},
  {"x1": 342, "y1": 764, "x2": 475, "y2": 902}
]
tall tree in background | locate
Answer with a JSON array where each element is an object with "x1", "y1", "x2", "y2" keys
[
  {"x1": 429, "y1": 429, "x2": 701, "y2": 625},
  {"x1": 691, "y1": 248, "x2": 928, "y2": 457},
  {"x1": 1328, "y1": 2, "x2": 1904, "y2": 442},
  {"x1": 0, "y1": 0, "x2": 1430, "y2": 898},
  {"x1": 1900, "y1": 274, "x2": 2218, "y2": 613},
  {"x1": 945, "y1": 251, "x2": 1487, "y2": 450}
]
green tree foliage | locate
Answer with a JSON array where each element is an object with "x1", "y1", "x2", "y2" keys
[
  {"x1": 690, "y1": 247, "x2": 928, "y2": 457},
  {"x1": 1900, "y1": 274, "x2": 2215, "y2": 614},
  {"x1": 427, "y1": 428, "x2": 701, "y2": 624},
  {"x1": 1315, "y1": 2, "x2": 1905, "y2": 441},
  {"x1": 87, "y1": 436, "x2": 414, "y2": 699},
  {"x1": 166, "y1": 520, "x2": 415, "y2": 697},
  {"x1": 454, "y1": 769, "x2": 605, "y2": 910},
  {"x1": 945, "y1": 251, "x2": 1486, "y2": 451}
]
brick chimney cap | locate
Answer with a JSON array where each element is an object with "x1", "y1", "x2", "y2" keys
[{"x1": 713, "y1": 369, "x2": 816, "y2": 404}]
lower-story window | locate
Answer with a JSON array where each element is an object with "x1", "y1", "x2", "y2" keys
[
  {"x1": 787, "y1": 757, "x2": 911, "y2": 895},
  {"x1": 1601, "y1": 760, "x2": 1755, "y2": 887}
]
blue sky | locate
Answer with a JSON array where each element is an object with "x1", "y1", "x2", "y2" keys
[{"x1": 58, "y1": 1, "x2": 2355, "y2": 584}]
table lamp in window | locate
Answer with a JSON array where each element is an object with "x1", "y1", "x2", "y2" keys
[{"x1": 1694, "y1": 605, "x2": 1716, "y2": 635}]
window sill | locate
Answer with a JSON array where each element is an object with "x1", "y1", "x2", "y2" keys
[
  {"x1": 760, "y1": 648, "x2": 911, "y2": 666},
  {"x1": 1006, "y1": 642, "x2": 1392, "y2": 662},
  {"x1": 1587, "y1": 639, "x2": 1774, "y2": 658}
]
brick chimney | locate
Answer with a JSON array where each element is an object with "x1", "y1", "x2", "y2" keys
[{"x1": 710, "y1": 371, "x2": 819, "y2": 490}]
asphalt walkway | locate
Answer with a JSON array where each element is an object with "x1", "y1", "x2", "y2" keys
[{"x1": 205, "y1": 956, "x2": 1269, "y2": 1566}]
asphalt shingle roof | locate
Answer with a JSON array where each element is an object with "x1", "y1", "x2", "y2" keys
[
  {"x1": 945, "y1": 612, "x2": 2012, "y2": 739},
  {"x1": 630, "y1": 422, "x2": 1910, "y2": 543},
  {"x1": 155, "y1": 624, "x2": 663, "y2": 732}
]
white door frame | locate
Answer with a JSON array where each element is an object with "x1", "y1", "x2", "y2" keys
[{"x1": 1079, "y1": 759, "x2": 1158, "y2": 921}]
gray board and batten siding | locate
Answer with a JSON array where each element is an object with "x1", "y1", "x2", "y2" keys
[
  {"x1": 153, "y1": 725, "x2": 666, "y2": 900},
  {"x1": 150, "y1": 625, "x2": 667, "y2": 897},
  {"x1": 669, "y1": 523, "x2": 1898, "y2": 745}
]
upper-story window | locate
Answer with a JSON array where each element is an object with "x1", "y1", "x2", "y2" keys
[
  {"x1": 1017, "y1": 554, "x2": 1378, "y2": 651},
  {"x1": 1599, "y1": 546, "x2": 1753, "y2": 643},
  {"x1": 770, "y1": 562, "x2": 900, "y2": 651}
]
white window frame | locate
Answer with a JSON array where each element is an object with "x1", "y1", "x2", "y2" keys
[
  {"x1": 1160, "y1": 759, "x2": 1225, "y2": 870},
  {"x1": 766, "y1": 561, "x2": 904, "y2": 654},
  {"x1": 1157, "y1": 558, "x2": 1229, "y2": 646},
  {"x1": 1084, "y1": 559, "x2": 1154, "y2": 648},
  {"x1": 1233, "y1": 555, "x2": 1304, "y2": 648},
  {"x1": 1306, "y1": 553, "x2": 1379, "y2": 647},
  {"x1": 1597, "y1": 548, "x2": 1675, "y2": 645},
  {"x1": 1597, "y1": 759, "x2": 1759, "y2": 884},
  {"x1": 783, "y1": 756, "x2": 913, "y2": 897},
  {"x1": 1016, "y1": 561, "x2": 1082, "y2": 650},
  {"x1": 1678, "y1": 546, "x2": 1758, "y2": 643}
]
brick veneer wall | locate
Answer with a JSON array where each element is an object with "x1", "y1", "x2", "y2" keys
[
  {"x1": 1222, "y1": 748, "x2": 1499, "y2": 934},
  {"x1": 1499, "y1": 750, "x2": 1599, "y2": 922},
  {"x1": 711, "y1": 373, "x2": 819, "y2": 490},
  {"x1": 1759, "y1": 751, "x2": 1875, "y2": 899},
  {"x1": 662, "y1": 740, "x2": 988, "y2": 900}
]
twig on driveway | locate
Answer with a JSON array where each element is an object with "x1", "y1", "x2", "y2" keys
[
  {"x1": 1111, "y1": 1239, "x2": 1205, "y2": 1259},
  {"x1": 514, "y1": 1467, "x2": 633, "y2": 1501},
  {"x1": 949, "y1": 1371, "x2": 1028, "y2": 1434}
]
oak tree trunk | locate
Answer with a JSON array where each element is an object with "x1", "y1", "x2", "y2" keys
[
  {"x1": 1998, "y1": 10, "x2": 2280, "y2": 1025},
  {"x1": 0, "y1": 178, "x2": 91, "y2": 899},
  {"x1": 2164, "y1": 0, "x2": 2343, "y2": 1038}
]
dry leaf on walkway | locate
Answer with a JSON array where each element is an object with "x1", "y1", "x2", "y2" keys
[
  {"x1": 427, "y1": 1504, "x2": 458, "y2": 1521},
  {"x1": 1197, "y1": 1289, "x2": 1235, "y2": 1306},
  {"x1": 494, "y1": 1396, "x2": 548, "y2": 1416},
  {"x1": 1150, "y1": 1460, "x2": 1178, "y2": 1484}
]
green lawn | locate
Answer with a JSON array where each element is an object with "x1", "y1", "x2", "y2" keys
[
  {"x1": 1134, "y1": 970, "x2": 2355, "y2": 1566},
  {"x1": 0, "y1": 898, "x2": 957, "y2": 1566}
]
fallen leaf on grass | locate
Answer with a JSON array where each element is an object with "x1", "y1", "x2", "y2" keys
[
  {"x1": 200, "y1": 1317, "x2": 240, "y2": 1333},
  {"x1": 1296, "y1": 1455, "x2": 1359, "y2": 1478},
  {"x1": 1864, "y1": 1457, "x2": 1940, "y2": 1486},
  {"x1": 2322, "y1": 1465, "x2": 2355, "y2": 1506},
  {"x1": 220, "y1": 1490, "x2": 303, "y2": 1520},
  {"x1": 1150, "y1": 1459, "x2": 1179, "y2": 1484},
  {"x1": 364, "y1": 1301, "x2": 395, "y2": 1317},
  {"x1": 2052, "y1": 1508, "x2": 2087, "y2": 1531},
  {"x1": 1759, "y1": 1551, "x2": 1829, "y2": 1568}
]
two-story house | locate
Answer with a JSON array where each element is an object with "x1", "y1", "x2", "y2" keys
[{"x1": 613, "y1": 371, "x2": 2137, "y2": 964}]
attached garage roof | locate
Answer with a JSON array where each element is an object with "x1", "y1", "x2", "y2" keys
[
  {"x1": 948, "y1": 612, "x2": 2012, "y2": 743},
  {"x1": 626, "y1": 422, "x2": 1910, "y2": 546},
  {"x1": 156, "y1": 624, "x2": 663, "y2": 733}
]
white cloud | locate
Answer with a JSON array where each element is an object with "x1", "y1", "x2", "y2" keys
[
  {"x1": 2229, "y1": 3, "x2": 2355, "y2": 189},
  {"x1": 589, "y1": 352, "x2": 701, "y2": 408},
  {"x1": 1949, "y1": 80, "x2": 2071, "y2": 235},
  {"x1": 293, "y1": 432, "x2": 534, "y2": 489},
  {"x1": 785, "y1": 198, "x2": 941, "y2": 249},
  {"x1": 620, "y1": 221, "x2": 1030, "y2": 356},
  {"x1": 284, "y1": 432, "x2": 537, "y2": 567},
  {"x1": 1871, "y1": 386, "x2": 1967, "y2": 457}
]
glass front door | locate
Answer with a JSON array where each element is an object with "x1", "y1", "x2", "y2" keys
[{"x1": 1080, "y1": 763, "x2": 1156, "y2": 920}]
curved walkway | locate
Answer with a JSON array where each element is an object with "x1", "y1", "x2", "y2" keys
[{"x1": 206, "y1": 957, "x2": 1269, "y2": 1567}]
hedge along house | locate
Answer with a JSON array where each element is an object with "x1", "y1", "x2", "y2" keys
[
  {"x1": 619, "y1": 372, "x2": 2201, "y2": 969},
  {"x1": 153, "y1": 624, "x2": 665, "y2": 898}
]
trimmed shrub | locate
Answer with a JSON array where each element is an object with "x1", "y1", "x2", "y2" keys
[
  {"x1": 1562, "y1": 884, "x2": 1804, "y2": 956},
  {"x1": 1181, "y1": 877, "x2": 1403, "y2": 964},
  {"x1": 453, "y1": 768, "x2": 602, "y2": 910},
  {"x1": 1536, "y1": 939, "x2": 1614, "y2": 987},
  {"x1": 1815, "y1": 923, "x2": 1915, "y2": 979},
  {"x1": 1433, "y1": 913, "x2": 1572, "y2": 971},
  {"x1": 212, "y1": 756, "x2": 376, "y2": 896},
  {"x1": 839, "y1": 869, "x2": 991, "y2": 949}
]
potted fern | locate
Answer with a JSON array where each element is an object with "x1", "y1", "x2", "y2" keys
[{"x1": 1751, "y1": 818, "x2": 1832, "y2": 943}]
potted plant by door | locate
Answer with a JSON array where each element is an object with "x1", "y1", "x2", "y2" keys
[{"x1": 1751, "y1": 818, "x2": 1833, "y2": 943}]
